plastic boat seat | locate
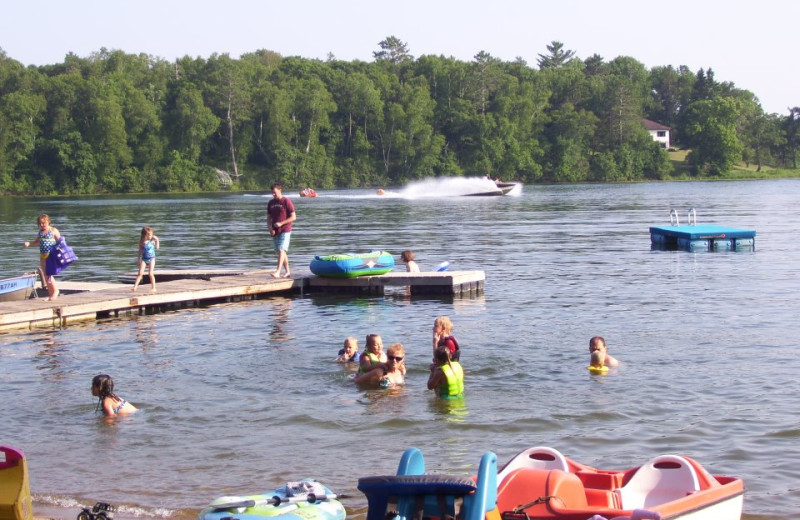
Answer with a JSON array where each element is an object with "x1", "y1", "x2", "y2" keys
[
  {"x1": 615, "y1": 455, "x2": 701, "y2": 509},
  {"x1": 497, "y1": 468, "x2": 588, "y2": 514},
  {"x1": 0, "y1": 446, "x2": 33, "y2": 520},
  {"x1": 497, "y1": 446, "x2": 570, "y2": 485},
  {"x1": 357, "y1": 474, "x2": 476, "y2": 520}
]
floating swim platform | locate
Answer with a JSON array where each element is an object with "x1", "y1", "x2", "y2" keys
[{"x1": 650, "y1": 210, "x2": 755, "y2": 252}]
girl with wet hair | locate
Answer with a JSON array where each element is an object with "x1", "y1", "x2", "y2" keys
[{"x1": 91, "y1": 374, "x2": 138, "y2": 415}]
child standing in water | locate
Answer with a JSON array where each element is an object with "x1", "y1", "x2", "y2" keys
[
  {"x1": 91, "y1": 374, "x2": 138, "y2": 415},
  {"x1": 133, "y1": 227, "x2": 160, "y2": 292},
  {"x1": 23, "y1": 213, "x2": 61, "y2": 301},
  {"x1": 427, "y1": 346, "x2": 464, "y2": 398}
]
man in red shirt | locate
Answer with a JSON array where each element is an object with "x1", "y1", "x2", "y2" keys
[{"x1": 267, "y1": 183, "x2": 297, "y2": 278}]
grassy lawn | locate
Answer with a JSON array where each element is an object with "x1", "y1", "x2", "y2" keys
[{"x1": 666, "y1": 148, "x2": 798, "y2": 180}]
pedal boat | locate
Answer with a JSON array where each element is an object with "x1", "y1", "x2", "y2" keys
[{"x1": 358, "y1": 446, "x2": 743, "y2": 520}]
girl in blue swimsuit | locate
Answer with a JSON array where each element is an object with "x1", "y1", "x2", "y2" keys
[
  {"x1": 91, "y1": 374, "x2": 138, "y2": 416},
  {"x1": 23, "y1": 213, "x2": 61, "y2": 300},
  {"x1": 132, "y1": 226, "x2": 160, "y2": 293}
]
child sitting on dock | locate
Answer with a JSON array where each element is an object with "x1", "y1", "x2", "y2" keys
[
  {"x1": 432, "y1": 316, "x2": 460, "y2": 361},
  {"x1": 335, "y1": 336, "x2": 359, "y2": 362},
  {"x1": 133, "y1": 226, "x2": 160, "y2": 293},
  {"x1": 589, "y1": 336, "x2": 619, "y2": 367},
  {"x1": 92, "y1": 374, "x2": 138, "y2": 415},
  {"x1": 400, "y1": 250, "x2": 420, "y2": 272}
]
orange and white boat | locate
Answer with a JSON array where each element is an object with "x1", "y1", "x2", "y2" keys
[{"x1": 358, "y1": 446, "x2": 743, "y2": 520}]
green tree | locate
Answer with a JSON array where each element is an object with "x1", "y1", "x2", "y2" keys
[
  {"x1": 373, "y1": 36, "x2": 413, "y2": 64},
  {"x1": 782, "y1": 108, "x2": 800, "y2": 169},
  {"x1": 163, "y1": 83, "x2": 219, "y2": 163},
  {"x1": 203, "y1": 54, "x2": 253, "y2": 179},
  {"x1": 683, "y1": 97, "x2": 743, "y2": 175},
  {"x1": 537, "y1": 41, "x2": 576, "y2": 69}
]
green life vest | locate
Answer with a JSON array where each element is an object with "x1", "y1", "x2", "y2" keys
[
  {"x1": 439, "y1": 362, "x2": 464, "y2": 397},
  {"x1": 359, "y1": 352, "x2": 381, "y2": 374}
]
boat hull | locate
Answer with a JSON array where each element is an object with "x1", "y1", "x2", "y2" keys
[
  {"x1": 310, "y1": 251, "x2": 395, "y2": 278},
  {"x1": 494, "y1": 449, "x2": 744, "y2": 520},
  {"x1": 463, "y1": 183, "x2": 518, "y2": 196},
  {"x1": 0, "y1": 274, "x2": 37, "y2": 302},
  {"x1": 198, "y1": 482, "x2": 345, "y2": 520}
]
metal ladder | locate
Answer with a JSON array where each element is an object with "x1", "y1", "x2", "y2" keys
[{"x1": 670, "y1": 208, "x2": 697, "y2": 226}]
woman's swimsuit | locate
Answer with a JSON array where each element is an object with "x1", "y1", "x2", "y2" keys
[{"x1": 39, "y1": 229, "x2": 56, "y2": 258}]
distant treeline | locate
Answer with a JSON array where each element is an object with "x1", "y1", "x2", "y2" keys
[{"x1": 0, "y1": 37, "x2": 798, "y2": 195}]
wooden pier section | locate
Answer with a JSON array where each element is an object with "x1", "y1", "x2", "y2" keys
[{"x1": 0, "y1": 269, "x2": 485, "y2": 332}]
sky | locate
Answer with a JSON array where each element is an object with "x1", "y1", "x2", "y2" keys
[{"x1": 2, "y1": 0, "x2": 797, "y2": 115}]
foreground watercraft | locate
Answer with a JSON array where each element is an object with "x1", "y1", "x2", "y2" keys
[{"x1": 358, "y1": 446, "x2": 743, "y2": 520}]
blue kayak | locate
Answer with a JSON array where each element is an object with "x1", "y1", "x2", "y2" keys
[
  {"x1": 310, "y1": 251, "x2": 395, "y2": 278},
  {"x1": 199, "y1": 481, "x2": 345, "y2": 520}
]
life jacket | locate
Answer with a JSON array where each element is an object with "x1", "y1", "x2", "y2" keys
[
  {"x1": 439, "y1": 362, "x2": 464, "y2": 397},
  {"x1": 438, "y1": 335, "x2": 461, "y2": 362},
  {"x1": 359, "y1": 352, "x2": 381, "y2": 374}
]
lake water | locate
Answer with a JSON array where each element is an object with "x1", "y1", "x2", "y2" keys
[{"x1": 1, "y1": 179, "x2": 798, "y2": 520}]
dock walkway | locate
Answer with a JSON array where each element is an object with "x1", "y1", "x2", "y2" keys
[{"x1": 0, "y1": 270, "x2": 484, "y2": 332}]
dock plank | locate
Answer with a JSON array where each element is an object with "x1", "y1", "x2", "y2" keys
[{"x1": 0, "y1": 269, "x2": 484, "y2": 332}]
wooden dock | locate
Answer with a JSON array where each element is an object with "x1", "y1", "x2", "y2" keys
[{"x1": 0, "y1": 270, "x2": 485, "y2": 332}]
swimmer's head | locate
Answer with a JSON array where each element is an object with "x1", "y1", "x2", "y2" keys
[
  {"x1": 92, "y1": 374, "x2": 114, "y2": 398},
  {"x1": 343, "y1": 336, "x2": 358, "y2": 351},
  {"x1": 589, "y1": 336, "x2": 606, "y2": 353},
  {"x1": 366, "y1": 334, "x2": 383, "y2": 353},
  {"x1": 433, "y1": 316, "x2": 453, "y2": 335}
]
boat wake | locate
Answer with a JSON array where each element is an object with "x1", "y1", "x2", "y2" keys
[
  {"x1": 333, "y1": 177, "x2": 522, "y2": 199},
  {"x1": 241, "y1": 177, "x2": 522, "y2": 200}
]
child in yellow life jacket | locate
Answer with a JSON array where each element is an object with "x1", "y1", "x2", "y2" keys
[{"x1": 427, "y1": 346, "x2": 464, "y2": 398}]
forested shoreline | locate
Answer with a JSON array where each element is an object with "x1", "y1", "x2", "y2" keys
[{"x1": 0, "y1": 37, "x2": 798, "y2": 195}]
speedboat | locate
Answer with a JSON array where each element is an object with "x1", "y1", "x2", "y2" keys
[
  {"x1": 358, "y1": 446, "x2": 743, "y2": 520},
  {"x1": 0, "y1": 272, "x2": 38, "y2": 302}
]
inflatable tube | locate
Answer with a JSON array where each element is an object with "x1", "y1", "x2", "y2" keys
[
  {"x1": 310, "y1": 251, "x2": 395, "y2": 278},
  {"x1": 199, "y1": 481, "x2": 345, "y2": 520},
  {"x1": 587, "y1": 365, "x2": 609, "y2": 374}
]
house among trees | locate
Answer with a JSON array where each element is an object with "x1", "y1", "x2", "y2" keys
[{"x1": 642, "y1": 119, "x2": 671, "y2": 149}]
